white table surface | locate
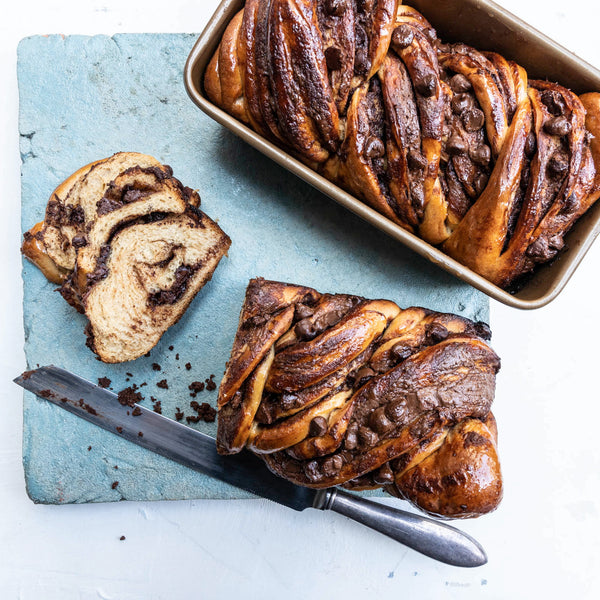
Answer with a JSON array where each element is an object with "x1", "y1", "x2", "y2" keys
[{"x1": 1, "y1": 1, "x2": 599, "y2": 598}]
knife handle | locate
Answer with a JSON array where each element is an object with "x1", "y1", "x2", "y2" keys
[{"x1": 314, "y1": 488, "x2": 487, "y2": 567}]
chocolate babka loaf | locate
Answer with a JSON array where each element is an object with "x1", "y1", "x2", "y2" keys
[
  {"x1": 22, "y1": 152, "x2": 231, "y2": 363},
  {"x1": 217, "y1": 278, "x2": 502, "y2": 519},
  {"x1": 205, "y1": 0, "x2": 600, "y2": 289}
]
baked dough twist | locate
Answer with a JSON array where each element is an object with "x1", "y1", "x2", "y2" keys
[
  {"x1": 217, "y1": 278, "x2": 502, "y2": 519},
  {"x1": 22, "y1": 152, "x2": 231, "y2": 363},
  {"x1": 206, "y1": 1, "x2": 600, "y2": 289}
]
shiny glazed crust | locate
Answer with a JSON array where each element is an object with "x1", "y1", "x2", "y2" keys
[
  {"x1": 217, "y1": 278, "x2": 503, "y2": 519},
  {"x1": 206, "y1": 0, "x2": 600, "y2": 289}
]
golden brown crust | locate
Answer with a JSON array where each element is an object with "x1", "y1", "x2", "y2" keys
[
  {"x1": 207, "y1": 1, "x2": 600, "y2": 290},
  {"x1": 21, "y1": 222, "x2": 68, "y2": 284},
  {"x1": 392, "y1": 414, "x2": 502, "y2": 519},
  {"x1": 217, "y1": 278, "x2": 502, "y2": 519}
]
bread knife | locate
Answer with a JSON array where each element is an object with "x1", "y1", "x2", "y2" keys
[{"x1": 15, "y1": 365, "x2": 487, "y2": 567}]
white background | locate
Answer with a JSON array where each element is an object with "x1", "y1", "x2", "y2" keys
[{"x1": 1, "y1": 1, "x2": 599, "y2": 598}]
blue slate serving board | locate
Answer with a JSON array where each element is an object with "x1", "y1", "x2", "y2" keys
[{"x1": 18, "y1": 33, "x2": 488, "y2": 504}]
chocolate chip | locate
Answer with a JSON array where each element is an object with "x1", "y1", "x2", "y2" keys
[
  {"x1": 365, "y1": 136, "x2": 385, "y2": 159},
  {"x1": 391, "y1": 343, "x2": 413, "y2": 361},
  {"x1": 544, "y1": 116, "x2": 571, "y2": 137},
  {"x1": 358, "y1": 426, "x2": 378, "y2": 449},
  {"x1": 446, "y1": 135, "x2": 468, "y2": 156},
  {"x1": 462, "y1": 108, "x2": 485, "y2": 132},
  {"x1": 344, "y1": 430, "x2": 358, "y2": 450},
  {"x1": 451, "y1": 93, "x2": 474, "y2": 115},
  {"x1": 470, "y1": 144, "x2": 491, "y2": 167},
  {"x1": 406, "y1": 149, "x2": 427, "y2": 170},
  {"x1": 304, "y1": 460, "x2": 321, "y2": 483},
  {"x1": 449, "y1": 73, "x2": 471, "y2": 93},
  {"x1": 474, "y1": 172, "x2": 489, "y2": 195},
  {"x1": 373, "y1": 463, "x2": 394, "y2": 485},
  {"x1": 353, "y1": 366, "x2": 375, "y2": 387},
  {"x1": 325, "y1": 0, "x2": 347, "y2": 16},
  {"x1": 325, "y1": 46, "x2": 343, "y2": 71},
  {"x1": 322, "y1": 455, "x2": 344, "y2": 477},
  {"x1": 548, "y1": 153, "x2": 569, "y2": 175},
  {"x1": 385, "y1": 399, "x2": 406, "y2": 423},
  {"x1": 370, "y1": 407, "x2": 394, "y2": 435},
  {"x1": 295, "y1": 318, "x2": 316, "y2": 341},
  {"x1": 294, "y1": 303, "x2": 314, "y2": 320},
  {"x1": 541, "y1": 90, "x2": 565, "y2": 116},
  {"x1": 309, "y1": 416, "x2": 329, "y2": 437},
  {"x1": 392, "y1": 24, "x2": 414, "y2": 49},
  {"x1": 415, "y1": 73, "x2": 437, "y2": 97},
  {"x1": 72, "y1": 235, "x2": 87, "y2": 248},
  {"x1": 426, "y1": 322, "x2": 449, "y2": 344},
  {"x1": 525, "y1": 132, "x2": 537, "y2": 157}
]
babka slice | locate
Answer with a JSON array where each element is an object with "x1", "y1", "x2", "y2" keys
[
  {"x1": 217, "y1": 278, "x2": 503, "y2": 519},
  {"x1": 22, "y1": 152, "x2": 231, "y2": 363}
]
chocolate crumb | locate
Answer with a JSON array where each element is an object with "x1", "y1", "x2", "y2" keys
[
  {"x1": 79, "y1": 400, "x2": 98, "y2": 415},
  {"x1": 186, "y1": 415, "x2": 201, "y2": 424},
  {"x1": 98, "y1": 377, "x2": 111, "y2": 389},
  {"x1": 60, "y1": 397, "x2": 68, "y2": 403},
  {"x1": 39, "y1": 389, "x2": 53, "y2": 398},
  {"x1": 175, "y1": 353, "x2": 179, "y2": 360},
  {"x1": 22, "y1": 370, "x2": 35, "y2": 380},
  {"x1": 144, "y1": 352, "x2": 151, "y2": 358},
  {"x1": 114, "y1": 465, "x2": 118, "y2": 469},
  {"x1": 117, "y1": 386, "x2": 143, "y2": 407},
  {"x1": 138, "y1": 431, "x2": 143, "y2": 437},
  {"x1": 205, "y1": 375, "x2": 216, "y2": 391},
  {"x1": 152, "y1": 400, "x2": 162, "y2": 414},
  {"x1": 87, "y1": 446, "x2": 92, "y2": 451},
  {"x1": 132, "y1": 406, "x2": 142, "y2": 417},
  {"x1": 152, "y1": 363, "x2": 161, "y2": 371},
  {"x1": 190, "y1": 401, "x2": 216, "y2": 423},
  {"x1": 139, "y1": 382, "x2": 147, "y2": 388},
  {"x1": 175, "y1": 408, "x2": 184, "y2": 421},
  {"x1": 111, "y1": 481, "x2": 119, "y2": 489},
  {"x1": 156, "y1": 379, "x2": 168, "y2": 389},
  {"x1": 116, "y1": 426, "x2": 123, "y2": 433},
  {"x1": 189, "y1": 381, "x2": 204, "y2": 394},
  {"x1": 126, "y1": 372, "x2": 133, "y2": 378},
  {"x1": 119, "y1": 535, "x2": 126, "y2": 541},
  {"x1": 168, "y1": 345, "x2": 174, "y2": 351},
  {"x1": 185, "y1": 362, "x2": 192, "y2": 371}
]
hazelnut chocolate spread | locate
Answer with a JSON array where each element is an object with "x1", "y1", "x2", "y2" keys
[{"x1": 216, "y1": 279, "x2": 503, "y2": 520}]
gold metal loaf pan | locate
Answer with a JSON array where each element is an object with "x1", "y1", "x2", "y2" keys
[{"x1": 184, "y1": 0, "x2": 600, "y2": 309}]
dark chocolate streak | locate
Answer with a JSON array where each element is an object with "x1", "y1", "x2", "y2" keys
[{"x1": 148, "y1": 264, "x2": 201, "y2": 306}]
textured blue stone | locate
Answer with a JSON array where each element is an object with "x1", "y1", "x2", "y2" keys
[{"x1": 18, "y1": 33, "x2": 488, "y2": 504}]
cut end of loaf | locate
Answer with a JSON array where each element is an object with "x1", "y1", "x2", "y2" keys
[{"x1": 22, "y1": 151, "x2": 231, "y2": 363}]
